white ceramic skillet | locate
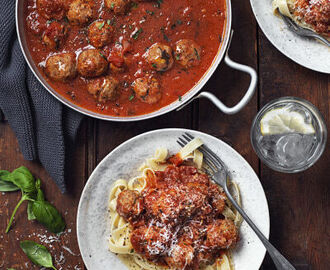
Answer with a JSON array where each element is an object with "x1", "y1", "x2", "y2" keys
[{"x1": 16, "y1": 0, "x2": 257, "y2": 121}]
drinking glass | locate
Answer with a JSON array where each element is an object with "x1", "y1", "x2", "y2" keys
[{"x1": 251, "y1": 97, "x2": 327, "y2": 173}]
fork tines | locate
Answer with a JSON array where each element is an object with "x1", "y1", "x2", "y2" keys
[{"x1": 177, "y1": 132, "x2": 227, "y2": 174}]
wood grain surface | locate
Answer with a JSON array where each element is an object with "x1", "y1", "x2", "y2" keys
[{"x1": 0, "y1": 0, "x2": 329, "y2": 269}]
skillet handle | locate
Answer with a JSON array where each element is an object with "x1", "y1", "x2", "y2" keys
[{"x1": 176, "y1": 31, "x2": 257, "y2": 115}]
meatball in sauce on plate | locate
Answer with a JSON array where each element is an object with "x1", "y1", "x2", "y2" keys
[{"x1": 116, "y1": 164, "x2": 239, "y2": 269}]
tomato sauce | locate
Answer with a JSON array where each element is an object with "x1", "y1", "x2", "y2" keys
[
  {"x1": 24, "y1": 0, "x2": 226, "y2": 117},
  {"x1": 116, "y1": 165, "x2": 239, "y2": 268}
]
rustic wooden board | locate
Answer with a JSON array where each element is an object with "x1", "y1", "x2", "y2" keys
[
  {"x1": 0, "y1": 0, "x2": 329, "y2": 269},
  {"x1": 258, "y1": 30, "x2": 329, "y2": 270}
]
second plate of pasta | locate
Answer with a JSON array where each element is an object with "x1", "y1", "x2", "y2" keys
[
  {"x1": 250, "y1": 0, "x2": 330, "y2": 73},
  {"x1": 77, "y1": 128, "x2": 270, "y2": 270}
]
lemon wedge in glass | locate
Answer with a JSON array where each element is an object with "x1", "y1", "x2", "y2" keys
[{"x1": 260, "y1": 107, "x2": 315, "y2": 135}]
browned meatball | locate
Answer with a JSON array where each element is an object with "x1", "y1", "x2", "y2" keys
[
  {"x1": 37, "y1": 0, "x2": 65, "y2": 20},
  {"x1": 143, "y1": 188, "x2": 179, "y2": 222},
  {"x1": 45, "y1": 53, "x2": 77, "y2": 81},
  {"x1": 105, "y1": 0, "x2": 131, "y2": 14},
  {"x1": 174, "y1": 39, "x2": 201, "y2": 68},
  {"x1": 132, "y1": 76, "x2": 161, "y2": 104},
  {"x1": 77, "y1": 49, "x2": 108, "y2": 78},
  {"x1": 42, "y1": 21, "x2": 68, "y2": 50},
  {"x1": 87, "y1": 76, "x2": 119, "y2": 103},
  {"x1": 206, "y1": 219, "x2": 238, "y2": 249},
  {"x1": 130, "y1": 225, "x2": 170, "y2": 259},
  {"x1": 165, "y1": 241, "x2": 194, "y2": 269},
  {"x1": 116, "y1": 190, "x2": 143, "y2": 220},
  {"x1": 88, "y1": 20, "x2": 113, "y2": 48},
  {"x1": 209, "y1": 183, "x2": 226, "y2": 214},
  {"x1": 67, "y1": 0, "x2": 93, "y2": 26},
  {"x1": 143, "y1": 43, "x2": 174, "y2": 71}
]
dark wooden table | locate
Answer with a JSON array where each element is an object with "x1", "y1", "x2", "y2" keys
[{"x1": 0, "y1": 1, "x2": 329, "y2": 269}]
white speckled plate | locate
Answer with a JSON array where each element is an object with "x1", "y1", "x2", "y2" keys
[
  {"x1": 250, "y1": 0, "x2": 330, "y2": 74},
  {"x1": 77, "y1": 129, "x2": 270, "y2": 270}
]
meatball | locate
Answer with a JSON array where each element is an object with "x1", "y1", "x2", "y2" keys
[
  {"x1": 132, "y1": 76, "x2": 161, "y2": 104},
  {"x1": 105, "y1": 0, "x2": 131, "y2": 14},
  {"x1": 143, "y1": 188, "x2": 180, "y2": 222},
  {"x1": 67, "y1": 0, "x2": 93, "y2": 26},
  {"x1": 45, "y1": 53, "x2": 77, "y2": 81},
  {"x1": 77, "y1": 49, "x2": 108, "y2": 78},
  {"x1": 179, "y1": 183, "x2": 208, "y2": 218},
  {"x1": 174, "y1": 39, "x2": 201, "y2": 68},
  {"x1": 116, "y1": 190, "x2": 143, "y2": 220},
  {"x1": 143, "y1": 43, "x2": 174, "y2": 72},
  {"x1": 37, "y1": 0, "x2": 65, "y2": 20},
  {"x1": 87, "y1": 76, "x2": 119, "y2": 103},
  {"x1": 42, "y1": 21, "x2": 68, "y2": 50},
  {"x1": 130, "y1": 225, "x2": 170, "y2": 259},
  {"x1": 209, "y1": 183, "x2": 226, "y2": 214},
  {"x1": 88, "y1": 20, "x2": 113, "y2": 48},
  {"x1": 206, "y1": 219, "x2": 238, "y2": 249},
  {"x1": 165, "y1": 241, "x2": 194, "y2": 268}
]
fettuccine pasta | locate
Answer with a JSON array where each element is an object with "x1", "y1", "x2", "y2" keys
[{"x1": 108, "y1": 139, "x2": 242, "y2": 270}]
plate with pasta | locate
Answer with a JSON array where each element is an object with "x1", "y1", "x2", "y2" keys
[
  {"x1": 250, "y1": 0, "x2": 330, "y2": 73},
  {"x1": 77, "y1": 129, "x2": 270, "y2": 270}
]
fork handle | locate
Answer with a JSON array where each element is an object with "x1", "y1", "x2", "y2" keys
[
  {"x1": 313, "y1": 35, "x2": 330, "y2": 47},
  {"x1": 225, "y1": 189, "x2": 296, "y2": 270}
]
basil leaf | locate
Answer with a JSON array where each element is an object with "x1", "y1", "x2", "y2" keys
[
  {"x1": 32, "y1": 201, "x2": 65, "y2": 233},
  {"x1": 0, "y1": 170, "x2": 10, "y2": 179},
  {"x1": 27, "y1": 201, "x2": 36, "y2": 220},
  {"x1": 35, "y1": 179, "x2": 45, "y2": 201},
  {"x1": 0, "y1": 180, "x2": 20, "y2": 192},
  {"x1": 20, "y1": 240, "x2": 56, "y2": 269},
  {"x1": 2, "y1": 167, "x2": 36, "y2": 194}
]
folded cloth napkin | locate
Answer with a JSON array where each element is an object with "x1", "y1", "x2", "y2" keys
[{"x1": 0, "y1": 0, "x2": 84, "y2": 193}]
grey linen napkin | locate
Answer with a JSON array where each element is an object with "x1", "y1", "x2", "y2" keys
[{"x1": 0, "y1": 0, "x2": 84, "y2": 193}]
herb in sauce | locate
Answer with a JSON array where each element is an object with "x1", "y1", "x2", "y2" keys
[
  {"x1": 46, "y1": 19, "x2": 55, "y2": 25},
  {"x1": 146, "y1": 10, "x2": 154, "y2": 15},
  {"x1": 178, "y1": 95, "x2": 182, "y2": 101},
  {"x1": 98, "y1": 21, "x2": 105, "y2": 29},
  {"x1": 154, "y1": 0, "x2": 163, "y2": 8},
  {"x1": 160, "y1": 27, "x2": 170, "y2": 42},
  {"x1": 194, "y1": 48, "x2": 200, "y2": 60},
  {"x1": 108, "y1": 17, "x2": 116, "y2": 26},
  {"x1": 132, "y1": 28, "x2": 143, "y2": 39},
  {"x1": 99, "y1": 52, "x2": 107, "y2": 60},
  {"x1": 129, "y1": 94, "x2": 135, "y2": 101}
]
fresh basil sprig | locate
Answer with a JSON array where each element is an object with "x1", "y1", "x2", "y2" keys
[
  {"x1": 20, "y1": 240, "x2": 57, "y2": 270},
  {"x1": 4, "y1": 167, "x2": 37, "y2": 233},
  {"x1": 2, "y1": 166, "x2": 65, "y2": 233}
]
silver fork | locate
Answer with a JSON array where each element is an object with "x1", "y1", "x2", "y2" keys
[
  {"x1": 278, "y1": 9, "x2": 330, "y2": 47},
  {"x1": 177, "y1": 133, "x2": 296, "y2": 270}
]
